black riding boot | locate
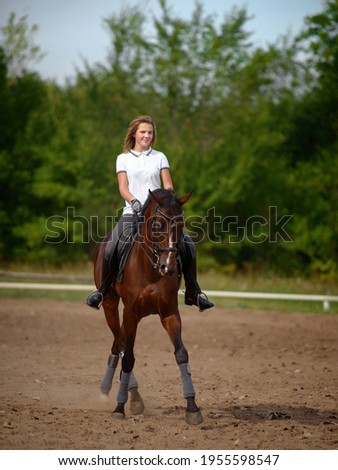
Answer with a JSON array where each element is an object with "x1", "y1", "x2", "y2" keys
[
  {"x1": 86, "y1": 259, "x2": 113, "y2": 310},
  {"x1": 86, "y1": 215, "x2": 135, "y2": 310},
  {"x1": 86, "y1": 233, "x2": 118, "y2": 310},
  {"x1": 179, "y1": 234, "x2": 214, "y2": 312}
]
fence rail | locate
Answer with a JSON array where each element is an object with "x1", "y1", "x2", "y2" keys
[
  {"x1": 0, "y1": 270, "x2": 91, "y2": 281},
  {"x1": 0, "y1": 279, "x2": 337, "y2": 311}
]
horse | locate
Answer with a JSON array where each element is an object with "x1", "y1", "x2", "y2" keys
[{"x1": 93, "y1": 188, "x2": 203, "y2": 425}]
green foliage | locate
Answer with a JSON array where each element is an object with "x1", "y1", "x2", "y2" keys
[
  {"x1": 0, "y1": 0, "x2": 337, "y2": 278},
  {"x1": 0, "y1": 12, "x2": 45, "y2": 79}
]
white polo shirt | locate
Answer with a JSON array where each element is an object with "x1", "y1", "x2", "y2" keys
[{"x1": 116, "y1": 148, "x2": 170, "y2": 214}]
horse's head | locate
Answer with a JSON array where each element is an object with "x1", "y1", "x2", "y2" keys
[{"x1": 141, "y1": 189, "x2": 192, "y2": 276}]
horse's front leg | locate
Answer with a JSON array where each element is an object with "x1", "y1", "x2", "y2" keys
[
  {"x1": 161, "y1": 313, "x2": 203, "y2": 425},
  {"x1": 112, "y1": 316, "x2": 138, "y2": 419}
]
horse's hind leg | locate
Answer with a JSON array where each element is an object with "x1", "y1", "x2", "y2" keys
[
  {"x1": 161, "y1": 314, "x2": 203, "y2": 425},
  {"x1": 100, "y1": 292, "x2": 122, "y2": 396},
  {"x1": 112, "y1": 370, "x2": 145, "y2": 417},
  {"x1": 128, "y1": 371, "x2": 145, "y2": 415},
  {"x1": 102, "y1": 355, "x2": 144, "y2": 412},
  {"x1": 100, "y1": 352, "x2": 119, "y2": 395}
]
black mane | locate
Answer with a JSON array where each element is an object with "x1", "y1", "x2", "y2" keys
[{"x1": 141, "y1": 189, "x2": 181, "y2": 216}]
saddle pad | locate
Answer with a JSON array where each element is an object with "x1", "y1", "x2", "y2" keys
[{"x1": 116, "y1": 222, "x2": 138, "y2": 282}]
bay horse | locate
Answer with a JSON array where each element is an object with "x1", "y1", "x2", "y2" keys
[{"x1": 93, "y1": 188, "x2": 203, "y2": 425}]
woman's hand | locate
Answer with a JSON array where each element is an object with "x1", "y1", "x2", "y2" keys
[{"x1": 131, "y1": 199, "x2": 142, "y2": 214}]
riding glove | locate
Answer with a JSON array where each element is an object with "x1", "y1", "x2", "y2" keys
[{"x1": 131, "y1": 198, "x2": 142, "y2": 214}]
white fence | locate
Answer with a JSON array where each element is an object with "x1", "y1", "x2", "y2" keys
[{"x1": 0, "y1": 277, "x2": 337, "y2": 311}]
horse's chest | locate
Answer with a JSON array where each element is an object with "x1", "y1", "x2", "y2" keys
[{"x1": 127, "y1": 279, "x2": 178, "y2": 315}]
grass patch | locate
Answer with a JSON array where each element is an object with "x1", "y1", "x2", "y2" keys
[
  {"x1": 198, "y1": 270, "x2": 337, "y2": 295},
  {"x1": 0, "y1": 266, "x2": 337, "y2": 314},
  {"x1": 196, "y1": 270, "x2": 338, "y2": 314},
  {"x1": 189, "y1": 296, "x2": 338, "y2": 314},
  {"x1": 0, "y1": 289, "x2": 87, "y2": 302}
]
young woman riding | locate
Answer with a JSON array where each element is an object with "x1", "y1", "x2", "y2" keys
[{"x1": 86, "y1": 115, "x2": 214, "y2": 312}]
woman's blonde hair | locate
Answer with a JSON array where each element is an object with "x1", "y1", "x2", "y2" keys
[{"x1": 123, "y1": 115, "x2": 157, "y2": 152}]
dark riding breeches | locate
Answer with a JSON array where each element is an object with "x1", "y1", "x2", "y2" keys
[{"x1": 100, "y1": 214, "x2": 136, "y2": 292}]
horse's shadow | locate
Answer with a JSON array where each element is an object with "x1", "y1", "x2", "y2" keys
[{"x1": 219, "y1": 404, "x2": 338, "y2": 426}]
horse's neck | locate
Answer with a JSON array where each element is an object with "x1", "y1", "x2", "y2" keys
[{"x1": 139, "y1": 208, "x2": 154, "y2": 251}]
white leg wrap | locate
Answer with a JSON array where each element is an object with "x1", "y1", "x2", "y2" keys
[
  {"x1": 179, "y1": 363, "x2": 195, "y2": 398},
  {"x1": 100, "y1": 354, "x2": 119, "y2": 395},
  {"x1": 128, "y1": 371, "x2": 138, "y2": 390}
]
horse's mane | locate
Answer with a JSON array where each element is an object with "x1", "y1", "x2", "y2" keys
[{"x1": 141, "y1": 189, "x2": 181, "y2": 216}]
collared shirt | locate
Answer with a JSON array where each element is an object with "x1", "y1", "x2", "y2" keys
[{"x1": 116, "y1": 148, "x2": 170, "y2": 214}]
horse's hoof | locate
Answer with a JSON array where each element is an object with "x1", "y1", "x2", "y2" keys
[
  {"x1": 185, "y1": 410, "x2": 203, "y2": 425},
  {"x1": 112, "y1": 411, "x2": 125, "y2": 420},
  {"x1": 129, "y1": 398, "x2": 145, "y2": 415}
]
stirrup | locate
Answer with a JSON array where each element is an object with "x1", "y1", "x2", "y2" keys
[
  {"x1": 196, "y1": 291, "x2": 214, "y2": 312},
  {"x1": 185, "y1": 290, "x2": 214, "y2": 312}
]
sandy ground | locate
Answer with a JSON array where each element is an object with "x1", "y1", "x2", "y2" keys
[{"x1": 0, "y1": 297, "x2": 337, "y2": 450}]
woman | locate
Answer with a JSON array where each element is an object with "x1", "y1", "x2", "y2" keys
[{"x1": 86, "y1": 115, "x2": 213, "y2": 312}]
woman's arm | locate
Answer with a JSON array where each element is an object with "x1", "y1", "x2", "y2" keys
[
  {"x1": 161, "y1": 168, "x2": 174, "y2": 191},
  {"x1": 117, "y1": 172, "x2": 134, "y2": 203},
  {"x1": 118, "y1": 168, "x2": 173, "y2": 204}
]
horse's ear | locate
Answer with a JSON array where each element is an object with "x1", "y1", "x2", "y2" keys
[
  {"x1": 178, "y1": 190, "x2": 193, "y2": 205},
  {"x1": 149, "y1": 189, "x2": 161, "y2": 205}
]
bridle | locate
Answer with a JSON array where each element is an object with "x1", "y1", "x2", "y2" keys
[{"x1": 137, "y1": 205, "x2": 183, "y2": 270}]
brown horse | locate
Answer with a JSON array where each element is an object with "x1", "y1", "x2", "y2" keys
[{"x1": 94, "y1": 188, "x2": 203, "y2": 425}]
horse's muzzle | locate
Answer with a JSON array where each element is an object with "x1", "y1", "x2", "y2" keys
[
  {"x1": 159, "y1": 262, "x2": 175, "y2": 276},
  {"x1": 158, "y1": 249, "x2": 177, "y2": 277}
]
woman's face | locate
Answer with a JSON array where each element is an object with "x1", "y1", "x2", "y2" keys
[{"x1": 133, "y1": 123, "x2": 154, "y2": 151}]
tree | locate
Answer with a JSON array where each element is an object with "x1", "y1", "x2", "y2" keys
[
  {"x1": 0, "y1": 2, "x2": 336, "y2": 276},
  {"x1": 0, "y1": 12, "x2": 45, "y2": 79}
]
